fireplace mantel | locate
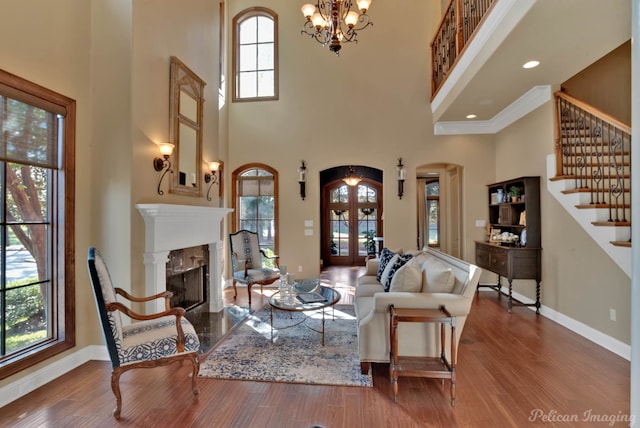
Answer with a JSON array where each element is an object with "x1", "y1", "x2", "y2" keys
[{"x1": 136, "y1": 204, "x2": 232, "y2": 313}]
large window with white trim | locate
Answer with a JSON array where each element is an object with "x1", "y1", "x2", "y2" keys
[
  {"x1": 232, "y1": 7, "x2": 278, "y2": 102},
  {"x1": 0, "y1": 69, "x2": 75, "y2": 379}
]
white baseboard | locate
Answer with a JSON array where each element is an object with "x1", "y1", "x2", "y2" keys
[
  {"x1": 0, "y1": 345, "x2": 109, "y2": 408},
  {"x1": 497, "y1": 287, "x2": 631, "y2": 360}
]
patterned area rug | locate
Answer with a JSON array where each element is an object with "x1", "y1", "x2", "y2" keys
[{"x1": 198, "y1": 304, "x2": 372, "y2": 387}]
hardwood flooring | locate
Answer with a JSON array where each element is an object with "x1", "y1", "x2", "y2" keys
[{"x1": 0, "y1": 266, "x2": 630, "y2": 427}]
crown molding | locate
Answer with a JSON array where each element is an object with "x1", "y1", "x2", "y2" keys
[{"x1": 434, "y1": 85, "x2": 553, "y2": 135}]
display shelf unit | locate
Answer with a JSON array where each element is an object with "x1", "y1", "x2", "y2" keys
[{"x1": 476, "y1": 176, "x2": 542, "y2": 313}]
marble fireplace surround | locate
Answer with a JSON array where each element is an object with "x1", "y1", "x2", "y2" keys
[{"x1": 136, "y1": 204, "x2": 232, "y2": 314}]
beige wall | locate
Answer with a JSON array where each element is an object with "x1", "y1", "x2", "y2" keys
[
  {"x1": 494, "y1": 103, "x2": 631, "y2": 343},
  {"x1": 226, "y1": 0, "x2": 495, "y2": 276},
  {"x1": 562, "y1": 41, "x2": 631, "y2": 125},
  {"x1": 130, "y1": 0, "x2": 222, "y2": 296},
  {"x1": 0, "y1": 0, "x2": 94, "y2": 387}
]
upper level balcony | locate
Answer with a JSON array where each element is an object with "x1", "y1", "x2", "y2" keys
[{"x1": 431, "y1": 0, "x2": 630, "y2": 134}]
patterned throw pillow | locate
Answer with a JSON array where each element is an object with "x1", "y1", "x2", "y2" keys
[
  {"x1": 383, "y1": 253, "x2": 413, "y2": 291},
  {"x1": 376, "y1": 248, "x2": 396, "y2": 282}
]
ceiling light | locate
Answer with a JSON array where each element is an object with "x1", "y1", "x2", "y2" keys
[
  {"x1": 522, "y1": 60, "x2": 540, "y2": 69},
  {"x1": 343, "y1": 165, "x2": 362, "y2": 186},
  {"x1": 466, "y1": 114, "x2": 477, "y2": 119}
]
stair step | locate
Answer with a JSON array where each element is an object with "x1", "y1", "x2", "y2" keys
[
  {"x1": 591, "y1": 221, "x2": 631, "y2": 227},
  {"x1": 549, "y1": 171, "x2": 631, "y2": 181},
  {"x1": 562, "y1": 188, "x2": 630, "y2": 195},
  {"x1": 575, "y1": 203, "x2": 630, "y2": 209},
  {"x1": 610, "y1": 240, "x2": 632, "y2": 248}
]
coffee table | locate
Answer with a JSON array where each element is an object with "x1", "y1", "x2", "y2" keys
[{"x1": 268, "y1": 285, "x2": 341, "y2": 346}]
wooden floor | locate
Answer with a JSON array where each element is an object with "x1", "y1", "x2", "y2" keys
[{"x1": 0, "y1": 266, "x2": 630, "y2": 427}]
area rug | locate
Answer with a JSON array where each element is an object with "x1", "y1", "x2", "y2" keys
[{"x1": 198, "y1": 305, "x2": 372, "y2": 387}]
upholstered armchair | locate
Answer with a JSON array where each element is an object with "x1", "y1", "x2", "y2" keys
[
  {"x1": 229, "y1": 229, "x2": 280, "y2": 305},
  {"x1": 87, "y1": 247, "x2": 200, "y2": 420}
]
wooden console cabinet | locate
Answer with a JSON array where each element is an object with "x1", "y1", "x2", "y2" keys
[{"x1": 476, "y1": 177, "x2": 542, "y2": 313}]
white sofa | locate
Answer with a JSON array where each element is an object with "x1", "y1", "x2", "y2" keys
[{"x1": 354, "y1": 247, "x2": 482, "y2": 374}]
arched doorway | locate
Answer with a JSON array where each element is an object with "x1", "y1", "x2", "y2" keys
[
  {"x1": 416, "y1": 163, "x2": 463, "y2": 258},
  {"x1": 320, "y1": 166, "x2": 382, "y2": 266}
]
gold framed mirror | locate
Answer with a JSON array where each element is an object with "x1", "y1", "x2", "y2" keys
[{"x1": 169, "y1": 56, "x2": 206, "y2": 196}]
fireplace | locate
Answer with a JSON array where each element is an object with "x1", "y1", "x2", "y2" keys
[
  {"x1": 166, "y1": 245, "x2": 209, "y2": 311},
  {"x1": 136, "y1": 204, "x2": 232, "y2": 314}
]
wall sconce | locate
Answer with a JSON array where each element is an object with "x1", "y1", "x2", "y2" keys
[
  {"x1": 298, "y1": 160, "x2": 307, "y2": 200},
  {"x1": 397, "y1": 158, "x2": 406, "y2": 199},
  {"x1": 153, "y1": 142, "x2": 175, "y2": 195},
  {"x1": 204, "y1": 160, "x2": 221, "y2": 201}
]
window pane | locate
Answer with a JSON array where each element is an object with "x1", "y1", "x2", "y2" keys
[
  {"x1": 240, "y1": 220, "x2": 255, "y2": 232},
  {"x1": 239, "y1": 196, "x2": 257, "y2": 220},
  {"x1": 239, "y1": 17, "x2": 257, "y2": 44},
  {"x1": 259, "y1": 179, "x2": 274, "y2": 196},
  {"x1": 257, "y1": 16, "x2": 274, "y2": 42},
  {"x1": 427, "y1": 181, "x2": 439, "y2": 196},
  {"x1": 258, "y1": 219, "x2": 274, "y2": 247},
  {"x1": 6, "y1": 227, "x2": 46, "y2": 285},
  {"x1": 5, "y1": 283, "x2": 48, "y2": 353},
  {"x1": 238, "y1": 72, "x2": 257, "y2": 98},
  {"x1": 6, "y1": 164, "x2": 49, "y2": 222},
  {"x1": 257, "y1": 71, "x2": 274, "y2": 97},
  {"x1": 239, "y1": 45, "x2": 257, "y2": 71},
  {"x1": 240, "y1": 169, "x2": 258, "y2": 177},
  {"x1": 1, "y1": 98, "x2": 58, "y2": 168},
  {"x1": 256, "y1": 169, "x2": 273, "y2": 177},
  {"x1": 240, "y1": 179, "x2": 259, "y2": 196},
  {"x1": 257, "y1": 196, "x2": 274, "y2": 219},
  {"x1": 257, "y1": 43, "x2": 274, "y2": 70}
]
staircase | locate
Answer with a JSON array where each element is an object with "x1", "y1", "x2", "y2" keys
[{"x1": 546, "y1": 91, "x2": 631, "y2": 277}]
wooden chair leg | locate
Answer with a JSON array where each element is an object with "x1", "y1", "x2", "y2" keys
[
  {"x1": 247, "y1": 284, "x2": 252, "y2": 306},
  {"x1": 111, "y1": 368, "x2": 123, "y2": 420},
  {"x1": 190, "y1": 353, "x2": 200, "y2": 395},
  {"x1": 360, "y1": 362, "x2": 371, "y2": 375},
  {"x1": 232, "y1": 280, "x2": 237, "y2": 299}
]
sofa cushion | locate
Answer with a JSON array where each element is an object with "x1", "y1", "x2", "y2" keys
[
  {"x1": 422, "y1": 258, "x2": 455, "y2": 293},
  {"x1": 376, "y1": 248, "x2": 397, "y2": 281},
  {"x1": 381, "y1": 253, "x2": 413, "y2": 291},
  {"x1": 355, "y1": 282, "x2": 384, "y2": 299},
  {"x1": 389, "y1": 256, "x2": 423, "y2": 292}
]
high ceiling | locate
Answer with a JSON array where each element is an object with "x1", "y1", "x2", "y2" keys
[{"x1": 431, "y1": 0, "x2": 630, "y2": 127}]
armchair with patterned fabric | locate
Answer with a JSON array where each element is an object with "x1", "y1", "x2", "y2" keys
[
  {"x1": 229, "y1": 229, "x2": 280, "y2": 305},
  {"x1": 87, "y1": 247, "x2": 200, "y2": 419}
]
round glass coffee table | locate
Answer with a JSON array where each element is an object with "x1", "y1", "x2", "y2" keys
[{"x1": 268, "y1": 285, "x2": 341, "y2": 346}]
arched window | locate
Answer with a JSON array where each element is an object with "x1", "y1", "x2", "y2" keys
[
  {"x1": 232, "y1": 7, "x2": 278, "y2": 102},
  {"x1": 232, "y1": 164, "x2": 278, "y2": 263}
]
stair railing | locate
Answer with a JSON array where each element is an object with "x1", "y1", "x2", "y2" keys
[
  {"x1": 554, "y1": 91, "x2": 631, "y2": 223},
  {"x1": 430, "y1": 0, "x2": 496, "y2": 97}
]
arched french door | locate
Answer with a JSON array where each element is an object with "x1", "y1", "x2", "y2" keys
[{"x1": 322, "y1": 178, "x2": 382, "y2": 266}]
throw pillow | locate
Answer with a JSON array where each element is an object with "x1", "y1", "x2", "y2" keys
[
  {"x1": 376, "y1": 248, "x2": 396, "y2": 282},
  {"x1": 379, "y1": 254, "x2": 399, "y2": 288},
  {"x1": 422, "y1": 258, "x2": 455, "y2": 293},
  {"x1": 389, "y1": 256, "x2": 423, "y2": 292},
  {"x1": 382, "y1": 253, "x2": 413, "y2": 291}
]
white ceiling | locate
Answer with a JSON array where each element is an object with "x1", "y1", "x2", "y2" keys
[{"x1": 431, "y1": 0, "x2": 631, "y2": 129}]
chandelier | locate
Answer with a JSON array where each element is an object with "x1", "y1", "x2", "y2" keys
[{"x1": 300, "y1": 0, "x2": 373, "y2": 55}]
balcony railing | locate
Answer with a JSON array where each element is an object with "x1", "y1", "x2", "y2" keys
[{"x1": 430, "y1": 0, "x2": 496, "y2": 97}]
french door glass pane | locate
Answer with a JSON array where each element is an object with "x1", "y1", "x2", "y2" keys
[{"x1": 427, "y1": 200, "x2": 439, "y2": 245}]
